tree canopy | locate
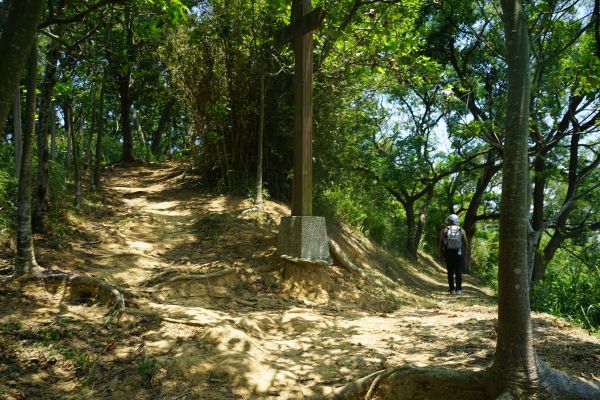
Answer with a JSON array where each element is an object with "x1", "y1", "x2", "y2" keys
[{"x1": 0, "y1": 0, "x2": 599, "y2": 398}]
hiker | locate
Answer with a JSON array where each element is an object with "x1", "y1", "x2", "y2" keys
[{"x1": 438, "y1": 214, "x2": 468, "y2": 295}]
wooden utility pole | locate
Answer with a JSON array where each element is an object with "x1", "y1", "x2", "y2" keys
[
  {"x1": 279, "y1": 0, "x2": 325, "y2": 216},
  {"x1": 276, "y1": 1, "x2": 330, "y2": 266}
]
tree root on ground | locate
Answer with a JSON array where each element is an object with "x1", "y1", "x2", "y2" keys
[
  {"x1": 330, "y1": 366, "x2": 486, "y2": 400},
  {"x1": 536, "y1": 361, "x2": 600, "y2": 400},
  {"x1": 280, "y1": 254, "x2": 331, "y2": 267},
  {"x1": 329, "y1": 363, "x2": 600, "y2": 400},
  {"x1": 328, "y1": 238, "x2": 373, "y2": 283},
  {"x1": 151, "y1": 266, "x2": 238, "y2": 290},
  {"x1": 161, "y1": 317, "x2": 212, "y2": 327},
  {"x1": 143, "y1": 261, "x2": 222, "y2": 287},
  {"x1": 41, "y1": 270, "x2": 125, "y2": 323},
  {"x1": 2, "y1": 269, "x2": 125, "y2": 324}
]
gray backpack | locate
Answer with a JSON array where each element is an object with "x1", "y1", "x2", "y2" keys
[{"x1": 445, "y1": 225, "x2": 462, "y2": 250}]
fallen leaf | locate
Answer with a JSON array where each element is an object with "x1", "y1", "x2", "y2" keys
[{"x1": 104, "y1": 341, "x2": 116, "y2": 352}]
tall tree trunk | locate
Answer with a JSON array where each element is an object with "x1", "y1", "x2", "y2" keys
[
  {"x1": 404, "y1": 201, "x2": 418, "y2": 259},
  {"x1": 491, "y1": 0, "x2": 538, "y2": 395},
  {"x1": 414, "y1": 189, "x2": 434, "y2": 257},
  {"x1": 255, "y1": 69, "x2": 265, "y2": 207},
  {"x1": 132, "y1": 108, "x2": 148, "y2": 158},
  {"x1": 15, "y1": 43, "x2": 40, "y2": 276},
  {"x1": 151, "y1": 99, "x2": 175, "y2": 156},
  {"x1": 533, "y1": 126, "x2": 582, "y2": 281},
  {"x1": 50, "y1": 103, "x2": 57, "y2": 160},
  {"x1": 462, "y1": 153, "x2": 500, "y2": 273},
  {"x1": 69, "y1": 103, "x2": 81, "y2": 206},
  {"x1": 33, "y1": 41, "x2": 60, "y2": 233},
  {"x1": 0, "y1": 0, "x2": 45, "y2": 125},
  {"x1": 119, "y1": 74, "x2": 134, "y2": 162},
  {"x1": 167, "y1": 118, "x2": 174, "y2": 159},
  {"x1": 119, "y1": 7, "x2": 135, "y2": 163},
  {"x1": 93, "y1": 75, "x2": 106, "y2": 189},
  {"x1": 66, "y1": 106, "x2": 72, "y2": 166},
  {"x1": 595, "y1": 0, "x2": 600, "y2": 58},
  {"x1": 85, "y1": 88, "x2": 97, "y2": 171},
  {"x1": 529, "y1": 152, "x2": 546, "y2": 281},
  {"x1": 14, "y1": 89, "x2": 22, "y2": 180}
]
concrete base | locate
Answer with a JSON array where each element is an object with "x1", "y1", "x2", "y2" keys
[{"x1": 277, "y1": 216, "x2": 331, "y2": 266}]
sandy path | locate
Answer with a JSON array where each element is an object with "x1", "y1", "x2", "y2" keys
[
  {"x1": 93, "y1": 164, "x2": 598, "y2": 399},
  {"x1": 2, "y1": 163, "x2": 597, "y2": 400}
]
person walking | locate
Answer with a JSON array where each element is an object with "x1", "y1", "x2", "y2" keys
[{"x1": 438, "y1": 214, "x2": 468, "y2": 295}]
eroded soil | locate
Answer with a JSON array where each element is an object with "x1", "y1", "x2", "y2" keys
[{"x1": 1, "y1": 163, "x2": 598, "y2": 400}]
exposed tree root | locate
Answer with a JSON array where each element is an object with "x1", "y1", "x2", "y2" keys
[
  {"x1": 153, "y1": 266, "x2": 238, "y2": 289},
  {"x1": 535, "y1": 362, "x2": 600, "y2": 400},
  {"x1": 330, "y1": 369, "x2": 386, "y2": 400},
  {"x1": 41, "y1": 270, "x2": 125, "y2": 323},
  {"x1": 330, "y1": 363, "x2": 600, "y2": 400},
  {"x1": 1, "y1": 269, "x2": 125, "y2": 324},
  {"x1": 143, "y1": 261, "x2": 221, "y2": 287},
  {"x1": 280, "y1": 254, "x2": 331, "y2": 267},
  {"x1": 161, "y1": 317, "x2": 212, "y2": 327},
  {"x1": 241, "y1": 205, "x2": 264, "y2": 215},
  {"x1": 328, "y1": 238, "x2": 373, "y2": 283},
  {"x1": 330, "y1": 366, "x2": 487, "y2": 400}
]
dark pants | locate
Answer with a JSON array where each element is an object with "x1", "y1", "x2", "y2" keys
[{"x1": 444, "y1": 250, "x2": 463, "y2": 291}]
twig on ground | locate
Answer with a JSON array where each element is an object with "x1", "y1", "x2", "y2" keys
[{"x1": 162, "y1": 317, "x2": 211, "y2": 327}]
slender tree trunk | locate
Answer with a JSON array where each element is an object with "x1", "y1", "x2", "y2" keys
[
  {"x1": 414, "y1": 189, "x2": 433, "y2": 256},
  {"x1": 132, "y1": 108, "x2": 148, "y2": 158},
  {"x1": 50, "y1": 103, "x2": 57, "y2": 160},
  {"x1": 529, "y1": 152, "x2": 546, "y2": 281},
  {"x1": 93, "y1": 75, "x2": 106, "y2": 189},
  {"x1": 85, "y1": 88, "x2": 97, "y2": 171},
  {"x1": 0, "y1": 0, "x2": 45, "y2": 125},
  {"x1": 65, "y1": 104, "x2": 72, "y2": 165},
  {"x1": 462, "y1": 153, "x2": 500, "y2": 273},
  {"x1": 491, "y1": 0, "x2": 538, "y2": 395},
  {"x1": 595, "y1": 0, "x2": 600, "y2": 58},
  {"x1": 14, "y1": 89, "x2": 22, "y2": 180},
  {"x1": 255, "y1": 69, "x2": 265, "y2": 207},
  {"x1": 67, "y1": 103, "x2": 81, "y2": 206},
  {"x1": 404, "y1": 201, "x2": 418, "y2": 259},
  {"x1": 33, "y1": 41, "x2": 60, "y2": 233},
  {"x1": 167, "y1": 118, "x2": 174, "y2": 159},
  {"x1": 119, "y1": 7, "x2": 135, "y2": 163},
  {"x1": 151, "y1": 99, "x2": 175, "y2": 156},
  {"x1": 15, "y1": 43, "x2": 40, "y2": 276},
  {"x1": 119, "y1": 75, "x2": 134, "y2": 162}
]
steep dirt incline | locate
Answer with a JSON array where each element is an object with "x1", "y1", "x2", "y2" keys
[{"x1": 1, "y1": 163, "x2": 598, "y2": 400}]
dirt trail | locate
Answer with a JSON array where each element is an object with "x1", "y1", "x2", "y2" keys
[{"x1": 1, "y1": 163, "x2": 599, "y2": 400}]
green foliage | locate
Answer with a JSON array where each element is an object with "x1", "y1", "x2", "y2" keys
[
  {"x1": 247, "y1": 185, "x2": 270, "y2": 206},
  {"x1": 0, "y1": 147, "x2": 18, "y2": 241},
  {"x1": 471, "y1": 231, "x2": 500, "y2": 293},
  {"x1": 100, "y1": 136, "x2": 124, "y2": 165},
  {"x1": 35, "y1": 320, "x2": 75, "y2": 343},
  {"x1": 56, "y1": 344, "x2": 100, "y2": 382},
  {"x1": 137, "y1": 357, "x2": 160, "y2": 381},
  {"x1": 531, "y1": 251, "x2": 600, "y2": 333}
]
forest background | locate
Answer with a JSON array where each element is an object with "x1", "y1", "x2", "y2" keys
[{"x1": 0, "y1": 0, "x2": 598, "y2": 334}]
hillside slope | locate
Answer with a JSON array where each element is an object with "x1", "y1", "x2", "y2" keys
[{"x1": 1, "y1": 163, "x2": 598, "y2": 400}]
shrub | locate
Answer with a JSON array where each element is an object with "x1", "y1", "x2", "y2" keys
[{"x1": 531, "y1": 252, "x2": 600, "y2": 333}]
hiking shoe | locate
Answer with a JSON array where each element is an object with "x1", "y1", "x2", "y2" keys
[
  {"x1": 455, "y1": 290, "x2": 462, "y2": 295},
  {"x1": 449, "y1": 290, "x2": 454, "y2": 295}
]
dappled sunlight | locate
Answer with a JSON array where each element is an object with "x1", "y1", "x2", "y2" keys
[{"x1": 2, "y1": 164, "x2": 598, "y2": 399}]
